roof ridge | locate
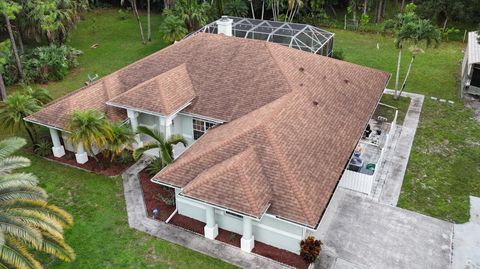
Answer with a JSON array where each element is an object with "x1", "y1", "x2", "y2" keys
[
  {"x1": 235, "y1": 148, "x2": 270, "y2": 213},
  {"x1": 183, "y1": 147, "x2": 254, "y2": 192},
  {"x1": 26, "y1": 38, "x2": 196, "y2": 120},
  {"x1": 264, "y1": 43, "x2": 297, "y2": 94},
  {"x1": 262, "y1": 125, "x2": 317, "y2": 224}
]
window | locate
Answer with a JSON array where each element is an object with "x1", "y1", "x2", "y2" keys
[{"x1": 193, "y1": 119, "x2": 216, "y2": 140}]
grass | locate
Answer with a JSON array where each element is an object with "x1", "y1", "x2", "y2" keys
[
  {"x1": 3, "y1": 9, "x2": 236, "y2": 269},
  {"x1": 332, "y1": 29, "x2": 480, "y2": 223},
  {"x1": 21, "y1": 153, "x2": 235, "y2": 269}
]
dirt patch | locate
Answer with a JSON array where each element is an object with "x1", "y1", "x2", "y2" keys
[
  {"x1": 139, "y1": 169, "x2": 176, "y2": 221},
  {"x1": 465, "y1": 94, "x2": 480, "y2": 122},
  {"x1": 168, "y1": 214, "x2": 306, "y2": 268},
  {"x1": 45, "y1": 152, "x2": 132, "y2": 176}
]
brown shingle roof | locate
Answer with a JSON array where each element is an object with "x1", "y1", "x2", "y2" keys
[
  {"x1": 25, "y1": 33, "x2": 293, "y2": 128},
  {"x1": 25, "y1": 32, "x2": 390, "y2": 227},
  {"x1": 108, "y1": 63, "x2": 195, "y2": 116},
  {"x1": 182, "y1": 147, "x2": 272, "y2": 218},
  {"x1": 153, "y1": 35, "x2": 390, "y2": 228}
]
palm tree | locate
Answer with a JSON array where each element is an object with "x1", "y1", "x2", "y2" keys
[
  {"x1": 0, "y1": 93, "x2": 41, "y2": 146},
  {"x1": 159, "y1": 15, "x2": 188, "y2": 44},
  {"x1": 1, "y1": 1, "x2": 23, "y2": 77},
  {"x1": 167, "y1": 0, "x2": 210, "y2": 32},
  {"x1": 147, "y1": 0, "x2": 152, "y2": 42},
  {"x1": 0, "y1": 137, "x2": 75, "y2": 269},
  {"x1": 384, "y1": 4, "x2": 439, "y2": 99},
  {"x1": 0, "y1": 87, "x2": 52, "y2": 146},
  {"x1": 224, "y1": 0, "x2": 248, "y2": 17},
  {"x1": 398, "y1": 20, "x2": 440, "y2": 97},
  {"x1": 105, "y1": 122, "x2": 135, "y2": 161},
  {"x1": 65, "y1": 109, "x2": 113, "y2": 162},
  {"x1": 133, "y1": 126, "x2": 187, "y2": 165}
]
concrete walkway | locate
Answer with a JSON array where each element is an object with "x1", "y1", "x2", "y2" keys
[
  {"x1": 376, "y1": 89, "x2": 425, "y2": 206},
  {"x1": 453, "y1": 196, "x2": 480, "y2": 269},
  {"x1": 315, "y1": 189, "x2": 453, "y2": 269},
  {"x1": 122, "y1": 157, "x2": 290, "y2": 269}
]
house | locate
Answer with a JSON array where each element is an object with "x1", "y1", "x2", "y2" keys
[
  {"x1": 24, "y1": 18, "x2": 390, "y2": 254},
  {"x1": 461, "y1": 31, "x2": 480, "y2": 97}
]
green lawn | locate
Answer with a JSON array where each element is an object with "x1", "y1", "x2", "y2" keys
[
  {"x1": 4, "y1": 9, "x2": 235, "y2": 269},
  {"x1": 2, "y1": 8, "x2": 480, "y2": 269}
]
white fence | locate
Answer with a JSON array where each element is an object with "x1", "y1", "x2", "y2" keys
[{"x1": 338, "y1": 110, "x2": 398, "y2": 195}]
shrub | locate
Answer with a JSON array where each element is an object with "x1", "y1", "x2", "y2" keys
[
  {"x1": 116, "y1": 150, "x2": 134, "y2": 164},
  {"x1": 34, "y1": 140, "x2": 52, "y2": 157},
  {"x1": 156, "y1": 192, "x2": 175, "y2": 206},
  {"x1": 146, "y1": 157, "x2": 165, "y2": 176},
  {"x1": 4, "y1": 45, "x2": 82, "y2": 85},
  {"x1": 299, "y1": 236, "x2": 322, "y2": 265}
]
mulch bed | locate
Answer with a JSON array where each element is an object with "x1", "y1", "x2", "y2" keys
[
  {"x1": 44, "y1": 152, "x2": 133, "y2": 176},
  {"x1": 168, "y1": 214, "x2": 306, "y2": 268},
  {"x1": 139, "y1": 169, "x2": 176, "y2": 221}
]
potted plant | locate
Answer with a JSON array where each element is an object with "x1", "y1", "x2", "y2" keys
[{"x1": 300, "y1": 236, "x2": 322, "y2": 268}]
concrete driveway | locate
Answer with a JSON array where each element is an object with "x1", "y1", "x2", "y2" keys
[{"x1": 315, "y1": 189, "x2": 453, "y2": 269}]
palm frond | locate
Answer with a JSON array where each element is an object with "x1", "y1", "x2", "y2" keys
[
  {"x1": 5, "y1": 236, "x2": 41, "y2": 269},
  {"x1": 136, "y1": 126, "x2": 164, "y2": 144},
  {"x1": 0, "y1": 173, "x2": 39, "y2": 189},
  {"x1": 39, "y1": 232, "x2": 75, "y2": 262},
  {"x1": 0, "y1": 157, "x2": 31, "y2": 176},
  {"x1": 0, "y1": 244, "x2": 40, "y2": 269},
  {"x1": 132, "y1": 142, "x2": 159, "y2": 160},
  {"x1": 0, "y1": 216, "x2": 42, "y2": 249},
  {"x1": 0, "y1": 138, "x2": 26, "y2": 161},
  {"x1": 167, "y1": 134, "x2": 188, "y2": 147}
]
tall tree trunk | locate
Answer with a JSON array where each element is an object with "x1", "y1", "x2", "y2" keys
[
  {"x1": 16, "y1": 29, "x2": 24, "y2": 54},
  {"x1": 249, "y1": 0, "x2": 255, "y2": 19},
  {"x1": 399, "y1": 55, "x2": 415, "y2": 97},
  {"x1": 131, "y1": 0, "x2": 146, "y2": 44},
  {"x1": 443, "y1": 17, "x2": 448, "y2": 31},
  {"x1": 394, "y1": 48, "x2": 402, "y2": 99},
  {"x1": 261, "y1": 0, "x2": 265, "y2": 20},
  {"x1": 0, "y1": 73, "x2": 6, "y2": 101},
  {"x1": 147, "y1": 0, "x2": 151, "y2": 41},
  {"x1": 363, "y1": 0, "x2": 368, "y2": 14},
  {"x1": 4, "y1": 14, "x2": 23, "y2": 78},
  {"x1": 400, "y1": 0, "x2": 405, "y2": 12}
]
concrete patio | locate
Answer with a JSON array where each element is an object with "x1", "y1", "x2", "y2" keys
[{"x1": 315, "y1": 189, "x2": 453, "y2": 269}]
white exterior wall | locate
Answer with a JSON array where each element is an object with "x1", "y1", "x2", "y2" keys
[
  {"x1": 137, "y1": 112, "x2": 194, "y2": 144},
  {"x1": 175, "y1": 192, "x2": 303, "y2": 253}
]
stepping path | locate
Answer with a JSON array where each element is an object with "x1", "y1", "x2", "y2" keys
[
  {"x1": 377, "y1": 89, "x2": 425, "y2": 206},
  {"x1": 122, "y1": 157, "x2": 290, "y2": 269}
]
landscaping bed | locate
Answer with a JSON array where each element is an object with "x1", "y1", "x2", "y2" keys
[
  {"x1": 139, "y1": 169, "x2": 176, "y2": 221},
  {"x1": 44, "y1": 152, "x2": 133, "y2": 176},
  {"x1": 168, "y1": 214, "x2": 306, "y2": 269}
]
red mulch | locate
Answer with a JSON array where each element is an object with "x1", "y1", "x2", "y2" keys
[
  {"x1": 169, "y1": 214, "x2": 205, "y2": 235},
  {"x1": 253, "y1": 241, "x2": 307, "y2": 269},
  {"x1": 45, "y1": 152, "x2": 132, "y2": 176},
  {"x1": 168, "y1": 214, "x2": 306, "y2": 268},
  {"x1": 139, "y1": 169, "x2": 176, "y2": 221}
]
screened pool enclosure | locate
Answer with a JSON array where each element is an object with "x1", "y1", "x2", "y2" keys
[{"x1": 191, "y1": 17, "x2": 335, "y2": 56}]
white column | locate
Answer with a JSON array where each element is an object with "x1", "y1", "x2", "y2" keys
[
  {"x1": 165, "y1": 118, "x2": 172, "y2": 139},
  {"x1": 75, "y1": 143, "x2": 88, "y2": 164},
  {"x1": 203, "y1": 206, "x2": 218, "y2": 239},
  {"x1": 49, "y1": 128, "x2": 65, "y2": 157},
  {"x1": 127, "y1": 110, "x2": 143, "y2": 148},
  {"x1": 241, "y1": 217, "x2": 255, "y2": 252}
]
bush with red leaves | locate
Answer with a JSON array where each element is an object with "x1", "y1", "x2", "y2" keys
[{"x1": 299, "y1": 236, "x2": 322, "y2": 265}]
